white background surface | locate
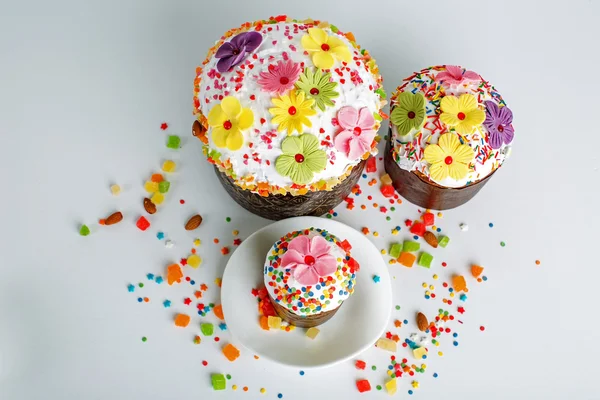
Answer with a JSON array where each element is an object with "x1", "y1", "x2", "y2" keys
[{"x1": 1, "y1": 0, "x2": 599, "y2": 399}]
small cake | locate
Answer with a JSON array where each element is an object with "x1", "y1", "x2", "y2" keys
[
  {"x1": 385, "y1": 65, "x2": 514, "y2": 210},
  {"x1": 264, "y1": 228, "x2": 358, "y2": 328},
  {"x1": 193, "y1": 16, "x2": 386, "y2": 220}
]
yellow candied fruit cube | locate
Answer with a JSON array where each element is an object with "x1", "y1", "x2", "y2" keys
[
  {"x1": 380, "y1": 173, "x2": 393, "y2": 186},
  {"x1": 162, "y1": 160, "x2": 176, "y2": 173},
  {"x1": 187, "y1": 254, "x2": 202, "y2": 268},
  {"x1": 385, "y1": 378, "x2": 397, "y2": 395},
  {"x1": 110, "y1": 184, "x2": 121, "y2": 196},
  {"x1": 413, "y1": 346, "x2": 427, "y2": 359},
  {"x1": 151, "y1": 192, "x2": 165, "y2": 205},
  {"x1": 267, "y1": 316, "x2": 281, "y2": 329},
  {"x1": 194, "y1": 239, "x2": 201, "y2": 246},
  {"x1": 305, "y1": 327, "x2": 320, "y2": 339},
  {"x1": 144, "y1": 181, "x2": 158, "y2": 193}
]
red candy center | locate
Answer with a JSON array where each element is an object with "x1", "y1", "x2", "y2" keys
[
  {"x1": 408, "y1": 111, "x2": 416, "y2": 119},
  {"x1": 310, "y1": 87, "x2": 320, "y2": 95},
  {"x1": 353, "y1": 126, "x2": 362, "y2": 135},
  {"x1": 445, "y1": 156, "x2": 453, "y2": 165},
  {"x1": 295, "y1": 153, "x2": 305, "y2": 163},
  {"x1": 288, "y1": 106, "x2": 297, "y2": 115},
  {"x1": 279, "y1": 77, "x2": 289, "y2": 85},
  {"x1": 457, "y1": 112, "x2": 466, "y2": 120},
  {"x1": 232, "y1": 49, "x2": 240, "y2": 55},
  {"x1": 223, "y1": 120, "x2": 232, "y2": 130},
  {"x1": 321, "y1": 43, "x2": 330, "y2": 51},
  {"x1": 497, "y1": 124, "x2": 504, "y2": 132},
  {"x1": 304, "y1": 255, "x2": 315, "y2": 265}
]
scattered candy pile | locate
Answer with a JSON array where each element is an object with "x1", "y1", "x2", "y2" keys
[{"x1": 76, "y1": 124, "x2": 540, "y2": 397}]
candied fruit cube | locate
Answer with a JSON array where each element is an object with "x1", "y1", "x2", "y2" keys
[
  {"x1": 162, "y1": 160, "x2": 176, "y2": 173},
  {"x1": 110, "y1": 184, "x2": 121, "y2": 196},
  {"x1": 389, "y1": 243, "x2": 403, "y2": 258},
  {"x1": 211, "y1": 373, "x2": 226, "y2": 391},
  {"x1": 471, "y1": 265, "x2": 484, "y2": 278},
  {"x1": 201, "y1": 323, "x2": 214, "y2": 336},
  {"x1": 306, "y1": 327, "x2": 320, "y2": 339},
  {"x1": 366, "y1": 156, "x2": 377, "y2": 172},
  {"x1": 79, "y1": 224, "x2": 90, "y2": 236},
  {"x1": 453, "y1": 275, "x2": 467, "y2": 292},
  {"x1": 410, "y1": 222, "x2": 426, "y2": 236},
  {"x1": 267, "y1": 316, "x2": 282, "y2": 329},
  {"x1": 380, "y1": 173, "x2": 393, "y2": 186},
  {"x1": 398, "y1": 252, "x2": 416, "y2": 268},
  {"x1": 222, "y1": 343, "x2": 240, "y2": 361},
  {"x1": 402, "y1": 241, "x2": 420, "y2": 252},
  {"x1": 187, "y1": 254, "x2": 202, "y2": 268},
  {"x1": 380, "y1": 184, "x2": 395, "y2": 198},
  {"x1": 136, "y1": 216, "x2": 150, "y2": 231},
  {"x1": 158, "y1": 181, "x2": 170, "y2": 193},
  {"x1": 151, "y1": 173, "x2": 164, "y2": 183},
  {"x1": 355, "y1": 360, "x2": 366, "y2": 370},
  {"x1": 356, "y1": 379, "x2": 372, "y2": 393},
  {"x1": 167, "y1": 135, "x2": 181, "y2": 149},
  {"x1": 418, "y1": 252, "x2": 433, "y2": 268},
  {"x1": 438, "y1": 236, "x2": 450, "y2": 248},
  {"x1": 339, "y1": 239, "x2": 352, "y2": 252},
  {"x1": 144, "y1": 181, "x2": 158, "y2": 193},
  {"x1": 413, "y1": 346, "x2": 427, "y2": 359},
  {"x1": 151, "y1": 192, "x2": 164, "y2": 205},
  {"x1": 174, "y1": 314, "x2": 190, "y2": 327},
  {"x1": 376, "y1": 338, "x2": 397, "y2": 352},
  {"x1": 166, "y1": 264, "x2": 183, "y2": 285},
  {"x1": 422, "y1": 212, "x2": 435, "y2": 226},
  {"x1": 259, "y1": 315, "x2": 270, "y2": 330},
  {"x1": 385, "y1": 379, "x2": 397, "y2": 395}
]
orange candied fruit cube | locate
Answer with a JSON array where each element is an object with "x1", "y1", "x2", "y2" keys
[
  {"x1": 222, "y1": 343, "x2": 240, "y2": 362},
  {"x1": 213, "y1": 304, "x2": 224, "y2": 320},
  {"x1": 259, "y1": 315, "x2": 270, "y2": 331},
  {"x1": 151, "y1": 173, "x2": 164, "y2": 183},
  {"x1": 166, "y1": 264, "x2": 183, "y2": 285},
  {"x1": 471, "y1": 265, "x2": 484, "y2": 278},
  {"x1": 174, "y1": 313, "x2": 190, "y2": 327},
  {"x1": 453, "y1": 275, "x2": 467, "y2": 292},
  {"x1": 397, "y1": 252, "x2": 416, "y2": 268}
]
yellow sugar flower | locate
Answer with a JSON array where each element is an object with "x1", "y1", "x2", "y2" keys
[
  {"x1": 269, "y1": 90, "x2": 317, "y2": 135},
  {"x1": 439, "y1": 94, "x2": 485, "y2": 134},
  {"x1": 301, "y1": 28, "x2": 352, "y2": 70},
  {"x1": 207, "y1": 96, "x2": 254, "y2": 151},
  {"x1": 424, "y1": 133, "x2": 475, "y2": 181}
]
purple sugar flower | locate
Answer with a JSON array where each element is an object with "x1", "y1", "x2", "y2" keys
[
  {"x1": 215, "y1": 31, "x2": 262, "y2": 73},
  {"x1": 484, "y1": 101, "x2": 514, "y2": 149}
]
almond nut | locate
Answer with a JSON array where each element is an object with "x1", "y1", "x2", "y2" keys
[
  {"x1": 105, "y1": 211, "x2": 123, "y2": 226},
  {"x1": 185, "y1": 214, "x2": 203, "y2": 231},
  {"x1": 143, "y1": 198, "x2": 156, "y2": 214},
  {"x1": 423, "y1": 231, "x2": 438, "y2": 248},
  {"x1": 416, "y1": 312, "x2": 429, "y2": 332}
]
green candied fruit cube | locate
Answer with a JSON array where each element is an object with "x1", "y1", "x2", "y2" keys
[
  {"x1": 211, "y1": 373, "x2": 226, "y2": 390},
  {"x1": 389, "y1": 243, "x2": 403, "y2": 259},
  {"x1": 200, "y1": 323, "x2": 214, "y2": 336},
  {"x1": 158, "y1": 180, "x2": 170, "y2": 193},
  {"x1": 438, "y1": 236, "x2": 450, "y2": 248},
  {"x1": 418, "y1": 252, "x2": 434, "y2": 268},
  {"x1": 403, "y1": 241, "x2": 420, "y2": 253},
  {"x1": 166, "y1": 135, "x2": 181, "y2": 149},
  {"x1": 79, "y1": 224, "x2": 90, "y2": 236}
]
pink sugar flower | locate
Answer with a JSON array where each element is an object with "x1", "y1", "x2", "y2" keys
[
  {"x1": 257, "y1": 60, "x2": 301, "y2": 94},
  {"x1": 280, "y1": 235, "x2": 337, "y2": 286},
  {"x1": 435, "y1": 65, "x2": 480, "y2": 86},
  {"x1": 334, "y1": 106, "x2": 377, "y2": 160}
]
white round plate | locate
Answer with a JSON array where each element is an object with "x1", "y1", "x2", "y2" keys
[{"x1": 221, "y1": 216, "x2": 392, "y2": 369}]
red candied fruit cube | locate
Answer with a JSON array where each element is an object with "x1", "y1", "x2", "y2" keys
[
  {"x1": 380, "y1": 184, "x2": 395, "y2": 198},
  {"x1": 347, "y1": 257, "x2": 360, "y2": 272},
  {"x1": 356, "y1": 379, "x2": 371, "y2": 393},
  {"x1": 366, "y1": 156, "x2": 377, "y2": 173},
  {"x1": 355, "y1": 360, "x2": 366, "y2": 370},
  {"x1": 136, "y1": 216, "x2": 150, "y2": 231},
  {"x1": 261, "y1": 300, "x2": 276, "y2": 317},
  {"x1": 422, "y1": 212, "x2": 435, "y2": 226},
  {"x1": 339, "y1": 239, "x2": 352, "y2": 252},
  {"x1": 257, "y1": 287, "x2": 269, "y2": 300},
  {"x1": 410, "y1": 222, "x2": 426, "y2": 237}
]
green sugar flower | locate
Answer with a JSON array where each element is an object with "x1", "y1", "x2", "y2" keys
[
  {"x1": 276, "y1": 134, "x2": 327, "y2": 185},
  {"x1": 390, "y1": 92, "x2": 426, "y2": 136},
  {"x1": 295, "y1": 68, "x2": 339, "y2": 111}
]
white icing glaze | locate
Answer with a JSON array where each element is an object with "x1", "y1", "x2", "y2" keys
[
  {"x1": 390, "y1": 66, "x2": 513, "y2": 188},
  {"x1": 195, "y1": 22, "x2": 383, "y2": 191},
  {"x1": 263, "y1": 228, "x2": 356, "y2": 317}
]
